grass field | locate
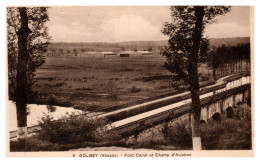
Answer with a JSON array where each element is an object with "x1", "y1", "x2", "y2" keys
[{"x1": 32, "y1": 55, "x2": 214, "y2": 112}]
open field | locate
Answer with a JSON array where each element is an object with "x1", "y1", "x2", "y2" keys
[{"x1": 32, "y1": 55, "x2": 215, "y2": 112}]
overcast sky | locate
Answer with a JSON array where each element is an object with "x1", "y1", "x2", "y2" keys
[{"x1": 46, "y1": 6, "x2": 250, "y2": 43}]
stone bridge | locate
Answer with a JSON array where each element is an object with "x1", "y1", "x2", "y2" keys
[
  {"x1": 167, "y1": 76, "x2": 251, "y2": 126},
  {"x1": 110, "y1": 75, "x2": 251, "y2": 137},
  {"x1": 199, "y1": 76, "x2": 250, "y2": 123},
  {"x1": 132, "y1": 76, "x2": 251, "y2": 143}
]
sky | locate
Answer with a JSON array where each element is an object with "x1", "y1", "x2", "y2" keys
[{"x1": 46, "y1": 6, "x2": 250, "y2": 43}]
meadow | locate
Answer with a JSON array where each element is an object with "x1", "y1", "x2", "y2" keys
[{"x1": 32, "y1": 55, "x2": 213, "y2": 112}]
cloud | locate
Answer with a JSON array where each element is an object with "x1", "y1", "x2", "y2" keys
[
  {"x1": 98, "y1": 15, "x2": 167, "y2": 42},
  {"x1": 46, "y1": 6, "x2": 250, "y2": 42},
  {"x1": 205, "y1": 22, "x2": 250, "y2": 38},
  {"x1": 48, "y1": 14, "x2": 168, "y2": 42}
]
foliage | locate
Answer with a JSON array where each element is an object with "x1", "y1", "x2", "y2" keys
[
  {"x1": 46, "y1": 94, "x2": 58, "y2": 112},
  {"x1": 107, "y1": 81, "x2": 118, "y2": 100},
  {"x1": 200, "y1": 120, "x2": 224, "y2": 149},
  {"x1": 129, "y1": 86, "x2": 142, "y2": 93},
  {"x1": 81, "y1": 48, "x2": 86, "y2": 53},
  {"x1": 162, "y1": 113, "x2": 251, "y2": 150},
  {"x1": 58, "y1": 48, "x2": 63, "y2": 55},
  {"x1": 161, "y1": 7, "x2": 230, "y2": 145},
  {"x1": 200, "y1": 116, "x2": 251, "y2": 150},
  {"x1": 7, "y1": 7, "x2": 51, "y2": 101},
  {"x1": 207, "y1": 43, "x2": 250, "y2": 79},
  {"x1": 46, "y1": 94, "x2": 58, "y2": 105},
  {"x1": 37, "y1": 113, "x2": 118, "y2": 144},
  {"x1": 161, "y1": 6, "x2": 230, "y2": 85},
  {"x1": 166, "y1": 122, "x2": 192, "y2": 148},
  {"x1": 73, "y1": 48, "x2": 78, "y2": 56},
  {"x1": 10, "y1": 107, "x2": 252, "y2": 151}
]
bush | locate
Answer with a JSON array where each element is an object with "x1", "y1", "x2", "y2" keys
[
  {"x1": 166, "y1": 122, "x2": 192, "y2": 148},
  {"x1": 46, "y1": 94, "x2": 58, "y2": 112},
  {"x1": 201, "y1": 115, "x2": 251, "y2": 150},
  {"x1": 46, "y1": 105, "x2": 57, "y2": 112},
  {"x1": 129, "y1": 86, "x2": 142, "y2": 93},
  {"x1": 107, "y1": 81, "x2": 118, "y2": 100},
  {"x1": 164, "y1": 107, "x2": 251, "y2": 150},
  {"x1": 46, "y1": 94, "x2": 58, "y2": 105},
  {"x1": 37, "y1": 113, "x2": 119, "y2": 144},
  {"x1": 200, "y1": 121, "x2": 224, "y2": 149}
]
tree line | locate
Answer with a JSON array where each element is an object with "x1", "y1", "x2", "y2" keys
[{"x1": 207, "y1": 43, "x2": 250, "y2": 80}]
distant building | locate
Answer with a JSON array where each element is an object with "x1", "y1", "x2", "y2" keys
[
  {"x1": 45, "y1": 52, "x2": 61, "y2": 57},
  {"x1": 118, "y1": 51, "x2": 152, "y2": 57},
  {"x1": 138, "y1": 51, "x2": 153, "y2": 57},
  {"x1": 102, "y1": 52, "x2": 117, "y2": 57},
  {"x1": 118, "y1": 51, "x2": 131, "y2": 57},
  {"x1": 80, "y1": 51, "x2": 104, "y2": 58}
]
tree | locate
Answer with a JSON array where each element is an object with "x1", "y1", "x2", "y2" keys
[
  {"x1": 207, "y1": 48, "x2": 222, "y2": 80},
  {"x1": 7, "y1": 7, "x2": 50, "y2": 139},
  {"x1": 162, "y1": 6, "x2": 230, "y2": 150},
  {"x1": 50, "y1": 48, "x2": 56, "y2": 53},
  {"x1": 58, "y1": 48, "x2": 63, "y2": 56},
  {"x1": 67, "y1": 50, "x2": 71, "y2": 56},
  {"x1": 147, "y1": 47, "x2": 153, "y2": 52},
  {"x1": 208, "y1": 43, "x2": 251, "y2": 79},
  {"x1": 81, "y1": 48, "x2": 86, "y2": 53},
  {"x1": 73, "y1": 48, "x2": 78, "y2": 56}
]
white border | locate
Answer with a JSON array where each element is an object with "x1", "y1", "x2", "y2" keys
[{"x1": 1, "y1": 0, "x2": 259, "y2": 163}]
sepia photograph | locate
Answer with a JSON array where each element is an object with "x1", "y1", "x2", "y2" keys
[{"x1": 6, "y1": 5, "x2": 254, "y2": 157}]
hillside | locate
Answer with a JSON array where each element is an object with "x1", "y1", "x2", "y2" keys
[{"x1": 48, "y1": 37, "x2": 250, "y2": 52}]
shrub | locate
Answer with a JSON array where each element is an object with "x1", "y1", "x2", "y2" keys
[
  {"x1": 200, "y1": 75, "x2": 209, "y2": 81},
  {"x1": 46, "y1": 94, "x2": 58, "y2": 105},
  {"x1": 37, "y1": 113, "x2": 118, "y2": 144},
  {"x1": 46, "y1": 105, "x2": 57, "y2": 112},
  {"x1": 129, "y1": 86, "x2": 142, "y2": 93},
  {"x1": 166, "y1": 121, "x2": 192, "y2": 148},
  {"x1": 235, "y1": 103, "x2": 251, "y2": 121},
  {"x1": 200, "y1": 121, "x2": 224, "y2": 149},
  {"x1": 107, "y1": 81, "x2": 118, "y2": 100},
  {"x1": 46, "y1": 94, "x2": 58, "y2": 112},
  {"x1": 164, "y1": 107, "x2": 251, "y2": 150},
  {"x1": 201, "y1": 115, "x2": 251, "y2": 150}
]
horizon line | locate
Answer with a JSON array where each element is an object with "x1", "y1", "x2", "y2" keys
[{"x1": 49, "y1": 36, "x2": 250, "y2": 44}]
